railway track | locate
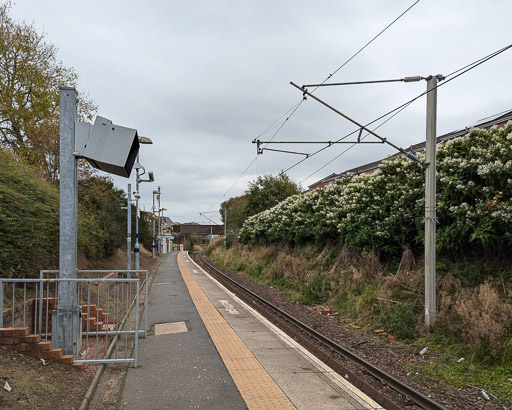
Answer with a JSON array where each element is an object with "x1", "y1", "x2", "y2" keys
[{"x1": 195, "y1": 252, "x2": 446, "y2": 410}]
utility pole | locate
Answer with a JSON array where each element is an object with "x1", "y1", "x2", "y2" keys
[
  {"x1": 425, "y1": 75, "x2": 440, "y2": 328},
  {"x1": 134, "y1": 153, "x2": 140, "y2": 271},
  {"x1": 152, "y1": 187, "x2": 160, "y2": 258},
  {"x1": 127, "y1": 183, "x2": 132, "y2": 271},
  {"x1": 53, "y1": 87, "x2": 80, "y2": 355},
  {"x1": 224, "y1": 209, "x2": 227, "y2": 249},
  {"x1": 285, "y1": 75, "x2": 443, "y2": 328},
  {"x1": 158, "y1": 193, "x2": 161, "y2": 254}
]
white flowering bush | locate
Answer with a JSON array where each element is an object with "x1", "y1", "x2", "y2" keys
[{"x1": 239, "y1": 122, "x2": 512, "y2": 256}]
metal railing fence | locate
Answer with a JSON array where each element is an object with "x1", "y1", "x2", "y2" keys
[
  {"x1": 0, "y1": 269, "x2": 149, "y2": 367},
  {"x1": 40, "y1": 270, "x2": 149, "y2": 339}
]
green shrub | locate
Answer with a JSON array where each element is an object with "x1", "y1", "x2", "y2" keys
[
  {"x1": 185, "y1": 234, "x2": 202, "y2": 251},
  {"x1": 385, "y1": 303, "x2": 418, "y2": 340},
  {"x1": 240, "y1": 124, "x2": 512, "y2": 259}
]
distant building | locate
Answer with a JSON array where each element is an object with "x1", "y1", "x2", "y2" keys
[
  {"x1": 172, "y1": 223, "x2": 224, "y2": 245},
  {"x1": 308, "y1": 109, "x2": 512, "y2": 190},
  {"x1": 177, "y1": 224, "x2": 224, "y2": 236}
]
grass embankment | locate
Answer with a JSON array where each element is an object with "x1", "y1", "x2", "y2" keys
[
  {"x1": 208, "y1": 240, "x2": 512, "y2": 403},
  {"x1": 0, "y1": 149, "x2": 59, "y2": 277}
]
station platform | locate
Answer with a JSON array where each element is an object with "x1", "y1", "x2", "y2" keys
[{"x1": 119, "y1": 251, "x2": 382, "y2": 409}]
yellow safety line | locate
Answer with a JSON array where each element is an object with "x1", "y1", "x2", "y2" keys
[{"x1": 178, "y1": 252, "x2": 296, "y2": 410}]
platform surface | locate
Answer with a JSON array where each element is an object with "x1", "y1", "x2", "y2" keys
[
  {"x1": 120, "y1": 253, "x2": 245, "y2": 409},
  {"x1": 120, "y1": 251, "x2": 382, "y2": 409}
]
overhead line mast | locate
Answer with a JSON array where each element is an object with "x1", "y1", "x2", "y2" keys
[{"x1": 256, "y1": 74, "x2": 443, "y2": 328}]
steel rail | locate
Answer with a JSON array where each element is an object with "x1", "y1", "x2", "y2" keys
[{"x1": 197, "y1": 252, "x2": 446, "y2": 410}]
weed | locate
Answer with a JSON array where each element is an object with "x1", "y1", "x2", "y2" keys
[
  {"x1": 384, "y1": 303, "x2": 418, "y2": 340},
  {"x1": 302, "y1": 272, "x2": 330, "y2": 305},
  {"x1": 410, "y1": 358, "x2": 512, "y2": 404},
  {"x1": 453, "y1": 262, "x2": 491, "y2": 287},
  {"x1": 360, "y1": 251, "x2": 382, "y2": 281}
]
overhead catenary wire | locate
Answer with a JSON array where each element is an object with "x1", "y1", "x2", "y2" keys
[
  {"x1": 262, "y1": 0, "x2": 422, "y2": 144},
  {"x1": 313, "y1": 0, "x2": 421, "y2": 90},
  {"x1": 444, "y1": 43, "x2": 512, "y2": 79},
  {"x1": 379, "y1": 43, "x2": 512, "y2": 118},
  {"x1": 255, "y1": 101, "x2": 303, "y2": 142},
  {"x1": 260, "y1": 101, "x2": 305, "y2": 149},
  {"x1": 283, "y1": 97, "x2": 419, "y2": 174},
  {"x1": 206, "y1": 156, "x2": 258, "y2": 212},
  {"x1": 205, "y1": 101, "x2": 305, "y2": 214},
  {"x1": 199, "y1": 212, "x2": 224, "y2": 227},
  {"x1": 291, "y1": 81, "x2": 422, "y2": 162},
  {"x1": 475, "y1": 108, "x2": 512, "y2": 123},
  {"x1": 299, "y1": 100, "x2": 415, "y2": 184},
  {"x1": 204, "y1": 0, "x2": 421, "y2": 213},
  {"x1": 283, "y1": 42, "x2": 512, "y2": 176},
  {"x1": 261, "y1": 0, "x2": 422, "y2": 148},
  {"x1": 203, "y1": 214, "x2": 256, "y2": 228}
]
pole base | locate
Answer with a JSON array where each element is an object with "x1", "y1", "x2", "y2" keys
[{"x1": 51, "y1": 307, "x2": 81, "y2": 356}]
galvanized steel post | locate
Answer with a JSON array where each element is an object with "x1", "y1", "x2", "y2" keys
[
  {"x1": 425, "y1": 75, "x2": 439, "y2": 328},
  {"x1": 158, "y1": 192, "x2": 162, "y2": 253},
  {"x1": 53, "y1": 87, "x2": 81, "y2": 355},
  {"x1": 152, "y1": 189, "x2": 157, "y2": 258},
  {"x1": 134, "y1": 282, "x2": 140, "y2": 367},
  {"x1": 145, "y1": 270, "x2": 148, "y2": 337},
  {"x1": 127, "y1": 183, "x2": 132, "y2": 271},
  {"x1": 134, "y1": 154, "x2": 140, "y2": 271}
]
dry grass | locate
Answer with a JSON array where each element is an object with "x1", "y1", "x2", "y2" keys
[
  {"x1": 383, "y1": 247, "x2": 423, "y2": 297},
  {"x1": 209, "y1": 240, "x2": 512, "y2": 364},
  {"x1": 360, "y1": 251, "x2": 382, "y2": 281},
  {"x1": 455, "y1": 282, "x2": 512, "y2": 361},
  {"x1": 275, "y1": 253, "x2": 302, "y2": 282},
  {"x1": 434, "y1": 273, "x2": 463, "y2": 334}
]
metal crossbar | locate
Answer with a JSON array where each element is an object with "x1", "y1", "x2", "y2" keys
[{"x1": 0, "y1": 271, "x2": 149, "y2": 367}]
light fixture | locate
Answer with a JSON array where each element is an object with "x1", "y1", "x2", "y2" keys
[{"x1": 138, "y1": 136, "x2": 153, "y2": 144}]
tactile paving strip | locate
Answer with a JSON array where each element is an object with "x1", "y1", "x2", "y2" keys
[{"x1": 178, "y1": 252, "x2": 296, "y2": 410}]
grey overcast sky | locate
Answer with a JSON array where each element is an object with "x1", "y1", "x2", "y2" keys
[{"x1": 10, "y1": 0, "x2": 512, "y2": 224}]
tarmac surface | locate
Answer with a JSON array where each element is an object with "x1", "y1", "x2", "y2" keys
[
  {"x1": 117, "y1": 252, "x2": 382, "y2": 409},
  {"x1": 119, "y1": 252, "x2": 245, "y2": 409}
]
